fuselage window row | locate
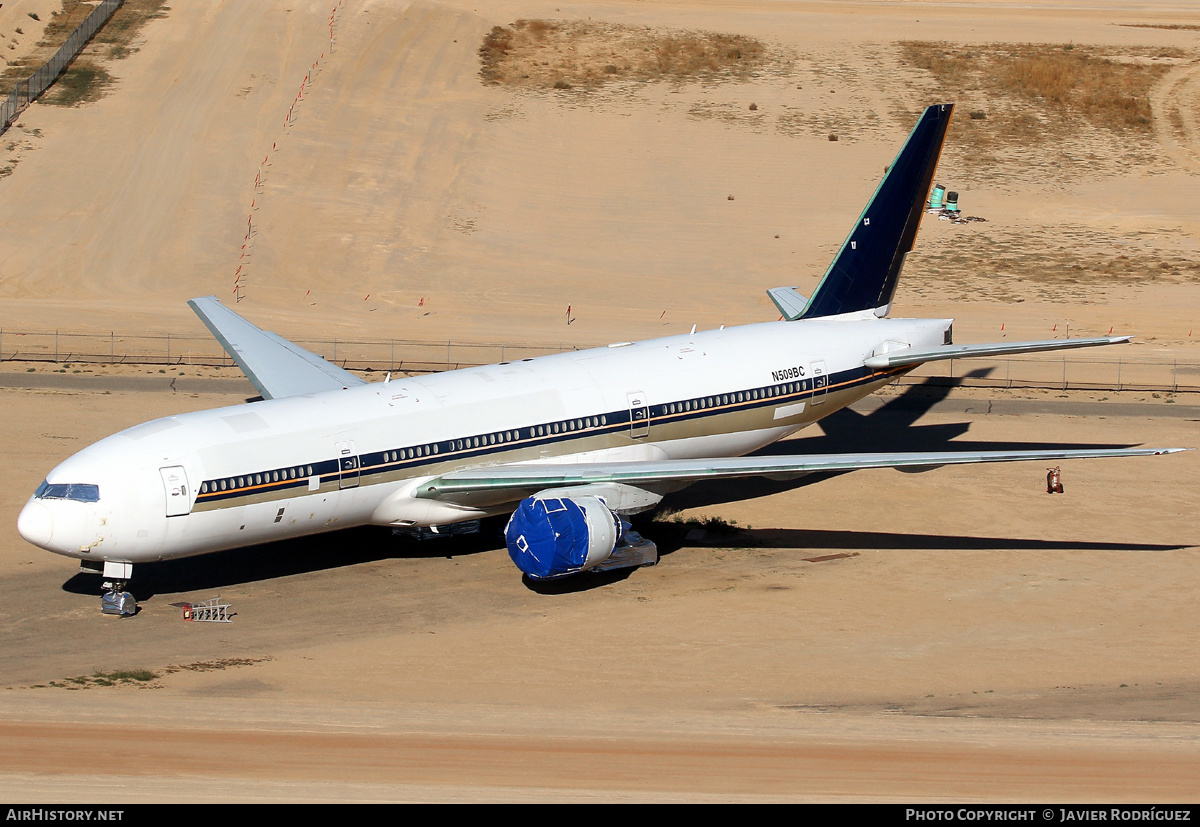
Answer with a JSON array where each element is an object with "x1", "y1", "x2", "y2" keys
[
  {"x1": 201, "y1": 465, "x2": 315, "y2": 495},
  {"x1": 660, "y1": 380, "x2": 812, "y2": 417},
  {"x1": 196, "y1": 370, "x2": 865, "y2": 501}
]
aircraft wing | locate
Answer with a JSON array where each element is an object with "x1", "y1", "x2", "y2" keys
[
  {"x1": 188, "y1": 296, "x2": 366, "y2": 400},
  {"x1": 864, "y1": 336, "x2": 1131, "y2": 370},
  {"x1": 415, "y1": 446, "x2": 1186, "y2": 499}
]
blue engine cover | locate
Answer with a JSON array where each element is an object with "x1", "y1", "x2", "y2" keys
[{"x1": 505, "y1": 496, "x2": 614, "y2": 580}]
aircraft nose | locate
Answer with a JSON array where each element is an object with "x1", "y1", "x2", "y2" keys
[{"x1": 17, "y1": 501, "x2": 54, "y2": 550}]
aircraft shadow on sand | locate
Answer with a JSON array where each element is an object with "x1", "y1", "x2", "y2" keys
[
  {"x1": 661, "y1": 370, "x2": 1142, "y2": 512},
  {"x1": 62, "y1": 523, "x2": 507, "y2": 600}
]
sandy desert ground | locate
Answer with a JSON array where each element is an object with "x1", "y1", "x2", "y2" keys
[{"x1": 1, "y1": 0, "x2": 1199, "y2": 803}]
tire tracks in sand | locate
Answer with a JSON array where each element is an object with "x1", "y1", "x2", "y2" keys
[{"x1": 1152, "y1": 59, "x2": 1200, "y2": 174}]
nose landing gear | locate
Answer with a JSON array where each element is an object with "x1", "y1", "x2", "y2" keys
[
  {"x1": 100, "y1": 585, "x2": 137, "y2": 617},
  {"x1": 89, "y1": 560, "x2": 137, "y2": 617}
]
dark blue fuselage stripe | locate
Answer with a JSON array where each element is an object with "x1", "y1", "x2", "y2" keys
[{"x1": 195, "y1": 364, "x2": 894, "y2": 505}]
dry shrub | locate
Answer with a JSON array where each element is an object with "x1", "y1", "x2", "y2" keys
[
  {"x1": 34, "y1": 0, "x2": 97, "y2": 47},
  {"x1": 1117, "y1": 23, "x2": 1200, "y2": 32},
  {"x1": 0, "y1": 0, "x2": 94, "y2": 93},
  {"x1": 650, "y1": 32, "x2": 758, "y2": 77},
  {"x1": 479, "y1": 19, "x2": 770, "y2": 89},
  {"x1": 478, "y1": 25, "x2": 515, "y2": 81},
  {"x1": 524, "y1": 19, "x2": 558, "y2": 38},
  {"x1": 1000, "y1": 50, "x2": 1160, "y2": 130},
  {"x1": 900, "y1": 42, "x2": 1176, "y2": 136},
  {"x1": 896, "y1": 41, "x2": 1183, "y2": 178}
]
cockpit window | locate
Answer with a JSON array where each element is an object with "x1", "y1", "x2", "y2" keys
[{"x1": 34, "y1": 481, "x2": 100, "y2": 503}]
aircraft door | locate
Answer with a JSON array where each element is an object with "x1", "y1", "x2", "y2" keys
[
  {"x1": 811, "y1": 361, "x2": 828, "y2": 405},
  {"x1": 627, "y1": 392, "x2": 649, "y2": 439},
  {"x1": 159, "y1": 466, "x2": 192, "y2": 517},
  {"x1": 337, "y1": 440, "x2": 360, "y2": 489}
]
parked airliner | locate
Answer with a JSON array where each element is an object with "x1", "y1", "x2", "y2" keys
[{"x1": 16, "y1": 104, "x2": 1185, "y2": 586}]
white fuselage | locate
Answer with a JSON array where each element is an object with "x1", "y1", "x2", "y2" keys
[{"x1": 17, "y1": 316, "x2": 950, "y2": 567}]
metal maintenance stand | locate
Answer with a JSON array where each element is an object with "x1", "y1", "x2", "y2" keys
[{"x1": 181, "y1": 597, "x2": 233, "y2": 623}]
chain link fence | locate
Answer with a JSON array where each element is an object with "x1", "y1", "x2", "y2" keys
[
  {"x1": 1, "y1": 0, "x2": 124, "y2": 135},
  {"x1": 1, "y1": 327, "x2": 1197, "y2": 392},
  {"x1": 0, "y1": 328, "x2": 568, "y2": 375},
  {"x1": 899, "y1": 353, "x2": 1200, "y2": 393}
]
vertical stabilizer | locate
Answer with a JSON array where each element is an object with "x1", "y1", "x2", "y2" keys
[{"x1": 800, "y1": 104, "x2": 953, "y2": 319}]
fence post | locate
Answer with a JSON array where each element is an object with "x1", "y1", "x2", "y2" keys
[
  {"x1": 1062, "y1": 356, "x2": 1067, "y2": 391},
  {"x1": 110, "y1": 331, "x2": 114, "y2": 361},
  {"x1": 1117, "y1": 357, "x2": 1122, "y2": 391},
  {"x1": 55, "y1": 330, "x2": 58, "y2": 362}
]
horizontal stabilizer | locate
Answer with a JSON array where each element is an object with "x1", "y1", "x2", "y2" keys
[
  {"x1": 188, "y1": 296, "x2": 366, "y2": 400},
  {"x1": 767, "y1": 287, "x2": 809, "y2": 321},
  {"x1": 864, "y1": 336, "x2": 1132, "y2": 370},
  {"x1": 416, "y1": 446, "x2": 1187, "y2": 500}
]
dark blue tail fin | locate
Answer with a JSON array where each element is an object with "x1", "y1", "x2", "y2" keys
[{"x1": 800, "y1": 104, "x2": 953, "y2": 319}]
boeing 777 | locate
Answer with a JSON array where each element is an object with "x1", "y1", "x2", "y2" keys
[{"x1": 16, "y1": 104, "x2": 1186, "y2": 588}]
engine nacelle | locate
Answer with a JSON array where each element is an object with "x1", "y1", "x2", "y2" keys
[{"x1": 505, "y1": 495, "x2": 625, "y2": 580}]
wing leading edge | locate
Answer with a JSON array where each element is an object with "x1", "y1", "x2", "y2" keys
[
  {"x1": 416, "y1": 447, "x2": 1188, "y2": 500},
  {"x1": 189, "y1": 296, "x2": 365, "y2": 400},
  {"x1": 864, "y1": 336, "x2": 1133, "y2": 370}
]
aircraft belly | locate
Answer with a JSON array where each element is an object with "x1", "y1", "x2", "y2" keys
[{"x1": 655, "y1": 427, "x2": 799, "y2": 461}]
